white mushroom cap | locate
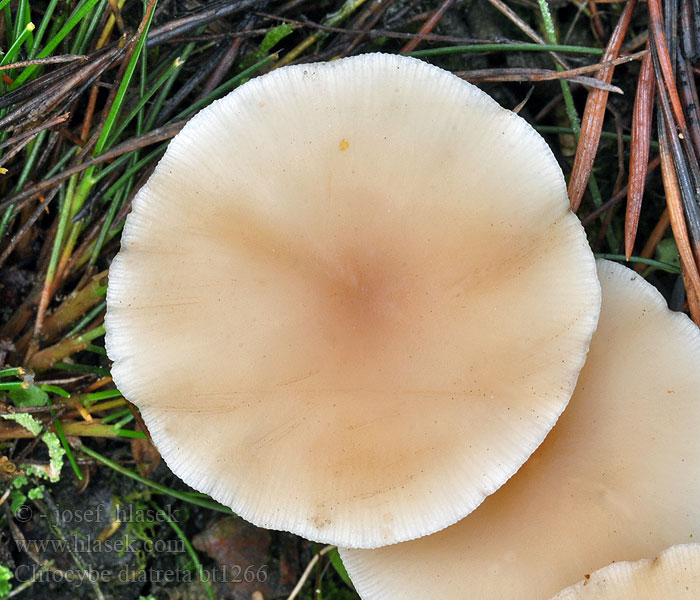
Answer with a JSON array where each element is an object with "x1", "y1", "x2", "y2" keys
[
  {"x1": 551, "y1": 544, "x2": 700, "y2": 599},
  {"x1": 105, "y1": 53, "x2": 600, "y2": 548},
  {"x1": 341, "y1": 260, "x2": 700, "y2": 590}
]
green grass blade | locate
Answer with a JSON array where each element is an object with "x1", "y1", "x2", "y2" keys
[
  {"x1": 150, "y1": 501, "x2": 215, "y2": 600},
  {"x1": 79, "y1": 445, "x2": 234, "y2": 513},
  {"x1": 408, "y1": 43, "x2": 603, "y2": 58}
]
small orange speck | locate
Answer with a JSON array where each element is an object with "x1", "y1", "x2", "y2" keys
[
  {"x1": 339, "y1": 138, "x2": 349, "y2": 151},
  {"x1": 668, "y1": 390, "x2": 674, "y2": 394}
]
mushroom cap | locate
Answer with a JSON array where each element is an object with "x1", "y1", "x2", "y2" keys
[
  {"x1": 105, "y1": 53, "x2": 600, "y2": 548},
  {"x1": 341, "y1": 260, "x2": 700, "y2": 591},
  {"x1": 551, "y1": 544, "x2": 700, "y2": 599}
]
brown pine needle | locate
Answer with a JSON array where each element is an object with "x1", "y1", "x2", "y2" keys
[
  {"x1": 0, "y1": 121, "x2": 185, "y2": 214},
  {"x1": 456, "y1": 51, "x2": 644, "y2": 91},
  {"x1": 589, "y1": 1, "x2": 607, "y2": 42},
  {"x1": 568, "y1": 0, "x2": 638, "y2": 211},
  {"x1": 635, "y1": 208, "x2": 670, "y2": 272},
  {"x1": 582, "y1": 156, "x2": 661, "y2": 227},
  {"x1": 0, "y1": 113, "x2": 69, "y2": 151},
  {"x1": 682, "y1": 267, "x2": 700, "y2": 325},
  {"x1": 648, "y1": 0, "x2": 688, "y2": 130},
  {"x1": 400, "y1": 0, "x2": 457, "y2": 54},
  {"x1": 652, "y1": 42, "x2": 700, "y2": 260},
  {"x1": 680, "y1": 0, "x2": 697, "y2": 60},
  {"x1": 0, "y1": 55, "x2": 87, "y2": 71},
  {"x1": 626, "y1": 47, "x2": 656, "y2": 260},
  {"x1": 34, "y1": 271, "x2": 108, "y2": 345},
  {"x1": 458, "y1": 68, "x2": 622, "y2": 91},
  {"x1": 659, "y1": 125, "x2": 700, "y2": 323},
  {"x1": 677, "y1": 57, "x2": 700, "y2": 159},
  {"x1": 486, "y1": 0, "x2": 548, "y2": 45}
]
